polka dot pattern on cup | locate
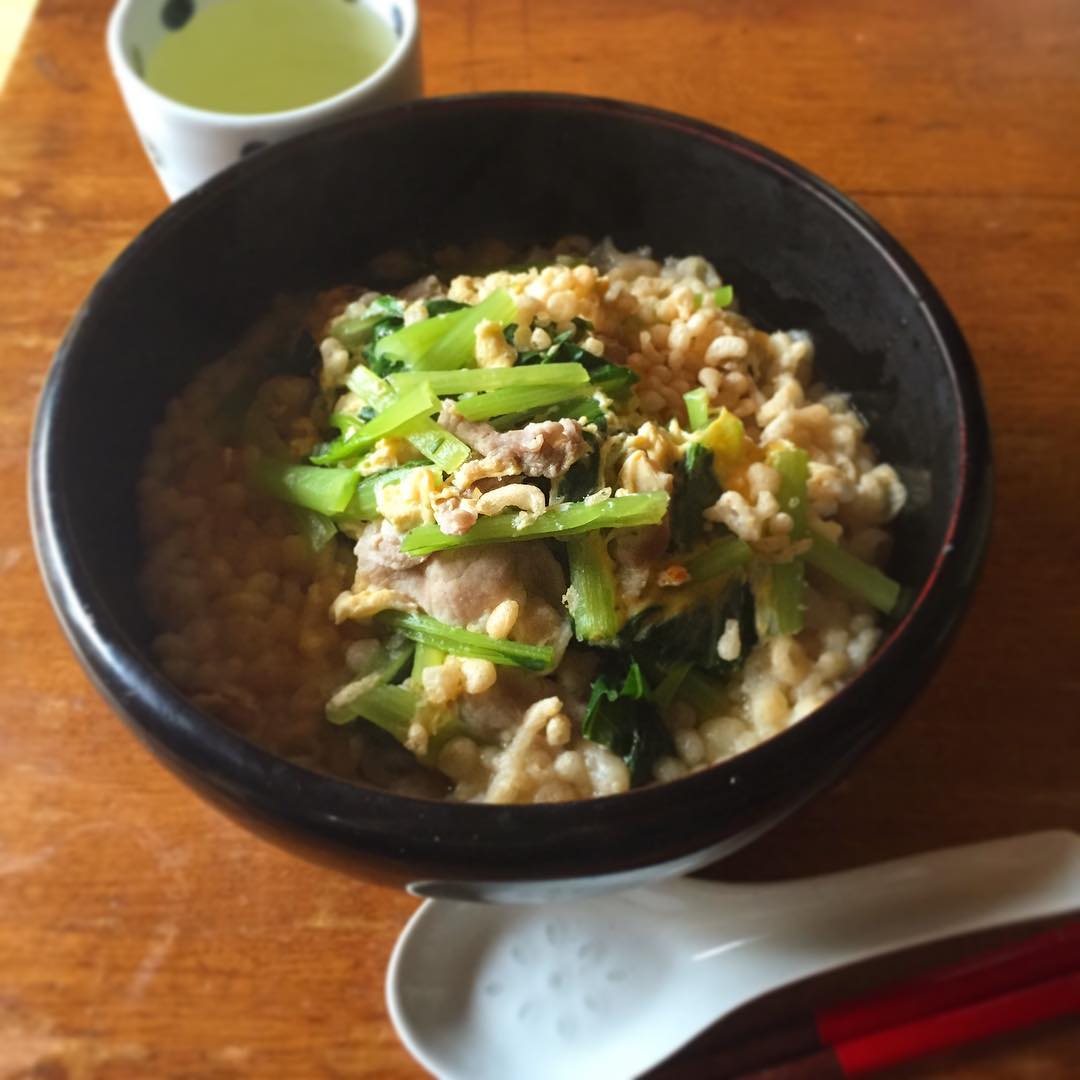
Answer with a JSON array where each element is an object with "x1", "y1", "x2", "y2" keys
[{"x1": 161, "y1": 0, "x2": 195, "y2": 32}]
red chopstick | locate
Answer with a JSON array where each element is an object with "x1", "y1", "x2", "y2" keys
[
  {"x1": 657, "y1": 921, "x2": 1080, "y2": 1078},
  {"x1": 738, "y1": 968, "x2": 1080, "y2": 1079},
  {"x1": 817, "y1": 919, "x2": 1080, "y2": 1044}
]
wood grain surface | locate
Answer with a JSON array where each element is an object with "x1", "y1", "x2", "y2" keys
[{"x1": 1, "y1": 0, "x2": 1078, "y2": 1076}]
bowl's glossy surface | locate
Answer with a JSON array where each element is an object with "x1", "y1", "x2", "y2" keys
[{"x1": 30, "y1": 94, "x2": 991, "y2": 901}]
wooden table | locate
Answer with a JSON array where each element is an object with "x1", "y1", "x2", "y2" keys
[{"x1": 2, "y1": 1, "x2": 1078, "y2": 1075}]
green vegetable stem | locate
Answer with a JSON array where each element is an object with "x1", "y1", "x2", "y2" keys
[
  {"x1": 376, "y1": 610, "x2": 555, "y2": 671},
  {"x1": 371, "y1": 288, "x2": 516, "y2": 372},
  {"x1": 400, "y1": 492, "x2": 670, "y2": 556},
  {"x1": 566, "y1": 532, "x2": 620, "y2": 643}
]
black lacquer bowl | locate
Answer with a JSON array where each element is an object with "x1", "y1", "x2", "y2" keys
[{"x1": 30, "y1": 94, "x2": 992, "y2": 901}]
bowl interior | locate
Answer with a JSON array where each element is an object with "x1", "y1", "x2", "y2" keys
[{"x1": 57, "y1": 97, "x2": 960, "y2": 648}]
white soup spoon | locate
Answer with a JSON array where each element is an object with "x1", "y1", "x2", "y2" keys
[{"x1": 387, "y1": 830, "x2": 1080, "y2": 1080}]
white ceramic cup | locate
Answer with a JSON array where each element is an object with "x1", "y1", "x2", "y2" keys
[{"x1": 106, "y1": 0, "x2": 422, "y2": 200}]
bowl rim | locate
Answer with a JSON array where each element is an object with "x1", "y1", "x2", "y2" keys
[{"x1": 30, "y1": 91, "x2": 993, "y2": 879}]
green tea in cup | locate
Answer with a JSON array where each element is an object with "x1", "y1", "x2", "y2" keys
[{"x1": 145, "y1": 0, "x2": 399, "y2": 114}]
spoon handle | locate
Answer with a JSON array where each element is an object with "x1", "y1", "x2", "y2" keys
[{"x1": 684, "y1": 830, "x2": 1080, "y2": 995}]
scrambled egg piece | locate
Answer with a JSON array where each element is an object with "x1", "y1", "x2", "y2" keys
[
  {"x1": 375, "y1": 467, "x2": 443, "y2": 532},
  {"x1": 357, "y1": 437, "x2": 420, "y2": 475},
  {"x1": 474, "y1": 319, "x2": 517, "y2": 368},
  {"x1": 330, "y1": 587, "x2": 416, "y2": 624}
]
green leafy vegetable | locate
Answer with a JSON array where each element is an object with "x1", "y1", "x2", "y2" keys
[
  {"x1": 515, "y1": 321, "x2": 639, "y2": 398},
  {"x1": 330, "y1": 684, "x2": 416, "y2": 741},
  {"x1": 339, "y1": 364, "x2": 472, "y2": 470},
  {"x1": 325, "y1": 638, "x2": 467, "y2": 766},
  {"x1": 490, "y1": 393, "x2": 608, "y2": 432},
  {"x1": 345, "y1": 363, "x2": 395, "y2": 408},
  {"x1": 676, "y1": 666, "x2": 730, "y2": 718},
  {"x1": 389, "y1": 363, "x2": 589, "y2": 396},
  {"x1": 684, "y1": 535, "x2": 753, "y2": 581},
  {"x1": 424, "y1": 298, "x2": 469, "y2": 317},
  {"x1": 372, "y1": 317, "x2": 405, "y2": 344},
  {"x1": 588, "y1": 362, "x2": 638, "y2": 398},
  {"x1": 453, "y1": 383, "x2": 588, "y2": 422},
  {"x1": 755, "y1": 561, "x2": 806, "y2": 638},
  {"x1": 408, "y1": 643, "x2": 464, "y2": 758},
  {"x1": 332, "y1": 296, "x2": 404, "y2": 349},
  {"x1": 290, "y1": 507, "x2": 338, "y2": 552},
  {"x1": 805, "y1": 534, "x2": 902, "y2": 614},
  {"x1": 252, "y1": 459, "x2": 358, "y2": 516},
  {"x1": 683, "y1": 387, "x2": 711, "y2": 431},
  {"x1": 557, "y1": 433, "x2": 602, "y2": 503},
  {"x1": 376, "y1": 611, "x2": 555, "y2": 671},
  {"x1": 310, "y1": 382, "x2": 440, "y2": 465},
  {"x1": 367, "y1": 352, "x2": 406, "y2": 378},
  {"x1": 326, "y1": 642, "x2": 415, "y2": 733},
  {"x1": 671, "y1": 442, "x2": 722, "y2": 551},
  {"x1": 713, "y1": 285, "x2": 734, "y2": 308},
  {"x1": 621, "y1": 580, "x2": 757, "y2": 674},
  {"x1": 327, "y1": 412, "x2": 366, "y2": 436},
  {"x1": 773, "y1": 446, "x2": 810, "y2": 536},
  {"x1": 400, "y1": 492, "x2": 670, "y2": 556},
  {"x1": 513, "y1": 324, "x2": 584, "y2": 365},
  {"x1": 650, "y1": 662, "x2": 693, "y2": 708},
  {"x1": 410, "y1": 641, "x2": 446, "y2": 683},
  {"x1": 399, "y1": 417, "x2": 472, "y2": 472},
  {"x1": 582, "y1": 660, "x2": 673, "y2": 786},
  {"x1": 755, "y1": 445, "x2": 810, "y2": 636},
  {"x1": 566, "y1": 532, "x2": 619, "y2": 643},
  {"x1": 371, "y1": 288, "x2": 516, "y2": 372}
]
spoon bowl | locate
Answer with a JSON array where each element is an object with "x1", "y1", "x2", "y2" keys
[{"x1": 387, "y1": 831, "x2": 1080, "y2": 1080}]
